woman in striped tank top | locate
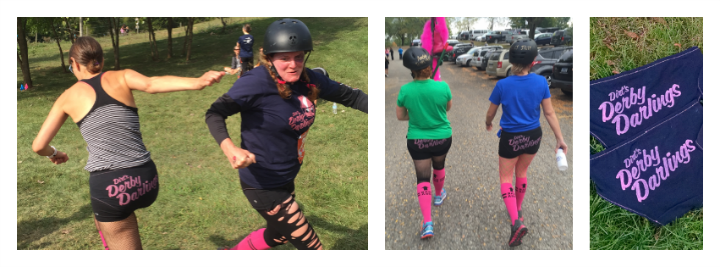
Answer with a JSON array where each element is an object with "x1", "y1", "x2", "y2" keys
[{"x1": 31, "y1": 37, "x2": 225, "y2": 250}]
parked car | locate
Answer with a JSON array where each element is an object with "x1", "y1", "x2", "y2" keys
[
  {"x1": 551, "y1": 48, "x2": 573, "y2": 95},
  {"x1": 531, "y1": 46, "x2": 572, "y2": 87},
  {"x1": 470, "y1": 29, "x2": 489, "y2": 41},
  {"x1": 508, "y1": 32, "x2": 529, "y2": 44},
  {"x1": 411, "y1": 39, "x2": 422, "y2": 47},
  {"x1": 550, "y1": 29, "x2": 572, "y2": 46},
  {"x1": 459, "y1": 31, "x2": 470, "y2": 40},
  {"x1": 485, "y1": 30, "x2": 505, "y2": 43},
  {"x1": 471, "y1": 46, "x2": 503, "y2": 70},
  {"x1": 477, "y1": 48, "x2": 495, "y2": 70},
  {"x1": 456, "y1": 47, "x2": 483, "y2": 67},
  {"x1": 537, "y1": 27, "x2": 560, "y2": 33},
  {"x1": 449, "y1": 43, "x2": 473, "y2": 62},
  {"x1": 535, "y1": 32, "x2": 553, "y2": 46},
  {"x1": 486, "y1": 49, "x2": 512, "y2": 77},
  {"x1": 500, "y1": 30, "x2": 515, "y2": 43},
  {"x1": 440, "y1": 39, "x2": 461, "y2": 61}
]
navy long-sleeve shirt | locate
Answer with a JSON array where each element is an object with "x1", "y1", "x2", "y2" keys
[{"x1": 205, "y1": 66, "x2": 368, "y2": 189}]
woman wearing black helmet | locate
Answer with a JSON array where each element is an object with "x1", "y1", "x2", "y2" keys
[
  {"x1": 205, "y1": 18, "x2": 368, "y2": 250},
  {"x1": 485, "y1": 39, "x2": 567, "y2": 247},
  {"x1": 396, "y1": 47, "x2": 453, "y2": 239}
]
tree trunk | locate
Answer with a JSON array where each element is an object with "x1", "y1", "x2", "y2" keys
[
  {"x1": 79, "y1": 17, "x2": 83, "y2": 37},
  {"x1": 147, "y1": 18, "x2": 159, "y2": 61},
  {"x1": 182, "y1": 20, "x2": 189, "y2": 54},
  {"x1": 106, "y1": 18, "x2": 120, "y2": 70},
  {"x1": 17, "y1": 18, "x2": 33, "y2": 89},
  {"x1": 167, "y1": 17, "x2": 173, "y2": 58},
  {"x1": 63, "y1": 17, "x2": 75, "y2": 44},
  {"x1": 52, "y1": 19, "x2": 68, "y2": 72},
  {"x1": 185, "y1": 18, "x2": 194, "y2": 62},
  {"x1": 220, "y1": 17, "x2": 226, "y2": 34}
]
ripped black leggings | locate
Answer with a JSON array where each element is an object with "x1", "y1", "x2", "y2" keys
[{"x1": 241, "y1": 180, "x2": 322, "y2": 250}]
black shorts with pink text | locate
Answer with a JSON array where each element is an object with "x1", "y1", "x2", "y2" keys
[
  {"x1": 89, "y1": 160, "x2": 159, "y2": 222},
  {"x1": 498, "y1": 127, "x2": 542, "y2": 159},
  {"x1": 407, "y1": 136, "x2": 452, "y2": 160}
]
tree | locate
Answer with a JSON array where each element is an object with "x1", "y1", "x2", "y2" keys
[
  {"x1": 17, "y1": 18, "x2": 33, "y2": 89},
  {"x1": 146, "y1": 17, "x2": 159, "y2": 61},
  {"x1": 487, "y1": 17, "x2": 507, "y2": 31},
  {"x1": 50, "y1": 18, "x2": 69, "y2": 72},
  {"x1": 167, "y1": 17, "x2": 174, "y2": 58},
  {"x1": 185, "y1": 17, "x2": 195, "y2": 61},
  {"x1": 63, "y1": 17, "x2": 76, "y2": 44},
  {"x1": 219, "y1": 17, "x2": 227, "y2": 34},
  {"x1": 106, "y1": 17, "x2": 121, "y2": 70}
]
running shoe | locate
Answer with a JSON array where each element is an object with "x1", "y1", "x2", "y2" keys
[
  {"x1": 518, "y1": 210, "x2": 524, "y2": 222},
  {"x1": 421, "y1": 222, "x2": 434, "y2": 239},
  {"x1": 508, "y1": 219, "x2": 528, "y2": 247},
  {"x1": 433, "y1": 188, "x2": 447, "y2": 206}
]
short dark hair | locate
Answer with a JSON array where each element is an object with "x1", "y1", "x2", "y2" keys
[{"x1": 243, "y1": 24, "x2": 251, "y2": 33}]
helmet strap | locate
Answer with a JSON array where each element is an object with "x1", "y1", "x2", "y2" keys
[
  {"x1": 303, "y1": 51, "x2": 312, "y2": 67},
  {"x1": 269, "y1": 63, "x2": 286, "y2": 84}
]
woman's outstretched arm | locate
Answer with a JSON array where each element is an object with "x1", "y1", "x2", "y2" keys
[
  {"x1": 540, "y1": 98, "x2": 568, "y2": 154},
  {"x1": 32, "y1": 93, "x2": 70, "y2": 164},
  {"x1": 124, "y1": 69, "x2": 225, "y2": 94},
  {"x1": 485, "y1": 103, "x2": 499, "y2": 131},
  {"x1": 320, "y1": 83, "x2": 368, "y2": 113}
]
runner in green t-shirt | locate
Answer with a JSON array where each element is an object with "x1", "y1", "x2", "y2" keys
[{"x1": 396, "y1": 47, "x2": 453, "y2": 239}]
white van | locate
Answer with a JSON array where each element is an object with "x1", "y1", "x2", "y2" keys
[{"x1": 470, "y1": 29, "x2": 489, "y2": 41}]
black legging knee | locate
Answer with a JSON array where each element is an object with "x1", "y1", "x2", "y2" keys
[
  {"x1": 414, "y1": 154, "x2": 448, "y2": 184},
  {"x1": 257, "y1": 196, "x2": 322, "y2": 250}
]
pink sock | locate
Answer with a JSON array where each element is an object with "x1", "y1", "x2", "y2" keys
[
  {"x1": 432, "y1": 169, "x2": 446, "y2": 196},
  {"x1": 232, "y1": 228, "x2": 271, "y2": 250},
  {"x1": 501, "y1": 183, "x2": 518, "y2": 225},
  {"x1": 98, "y1": 230, "x2": 108, "y2": 250},
  {"x1": 515, "y1": 177, "x2": 527, "y2": 212},
  {"x1": 417, "y1": 182, "x2": 433, "y2": 223}
]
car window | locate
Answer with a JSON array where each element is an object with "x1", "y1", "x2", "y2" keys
[
  {"x1": 480, "y1": 51, "x2": 488, "y2": 56},
  {"x1": 540, "y1": 51, "x2": 553, "y2": 58},
  {"x1": 503, "y1": 52, "x2": 510, "y2": 60},
  {"x1": 489, "y1": 51, "x2": 501, "y2": 60},
  {"x1": 558, "y1": 49, "x2": 573, "y2": 62}
]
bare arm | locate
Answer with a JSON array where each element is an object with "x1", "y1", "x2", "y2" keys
[
  {"x1": 446, "y1": 100, "x2": 452, "y2": 112},
  {"x1": 396, "y1": 106, "x2": 409, "y2": 121},
  {"x1": 485, "y1": 103, "x2": 499, "y2": 131},
  {"x1": 123, "y1": 69, "x2": 225, "y2": 94},
  {"x1": 540, "y1": 98, "x2": 568, "y2": 154},
  {"x1": 32, "y1": 94, "x2": 70, "y2": 164}
]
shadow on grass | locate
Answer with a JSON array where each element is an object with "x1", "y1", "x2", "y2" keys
[
  {"x1": 17, "y1": 203, "x2": 93, "y2": 250},
  {"x1": 18, "y1": 17, "x2": 365, "y2": 103}
]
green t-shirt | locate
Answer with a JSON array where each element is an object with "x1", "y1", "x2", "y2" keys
[{"x1": 397, "y1": 79, "x2": 453, "y2": 139}]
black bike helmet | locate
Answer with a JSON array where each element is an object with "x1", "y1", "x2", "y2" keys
[
  {"x1": 263, "y1": 18, "x2": 313, "y2": 54},
  {"x1": 402, "y1": 47, "x2": 432, "y2": 71},
  {"x1": 508, "y1": 39, "x2": 538, "y2": 65}
]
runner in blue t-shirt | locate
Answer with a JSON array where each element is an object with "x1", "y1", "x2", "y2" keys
[
  {"x1": 236, "y1": 24, "x2": 254, "y2": 76},
  {"x1": 485, "y1": 40, "x2": 567, "y2": 247},
  {"x1": 207, "y1": 18, "x2": 368, "y2": 250}
]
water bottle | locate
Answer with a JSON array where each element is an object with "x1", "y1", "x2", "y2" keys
[
  {"x1": 332, "y1": 103, "x2": 337, "y2": 114},
  {"x1": 556, "y1": 148, "x2": 568, "y2": 171}
]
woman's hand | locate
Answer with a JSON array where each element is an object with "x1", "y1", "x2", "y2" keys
[
  {"x1": 555, "y1": 139, "x2": 568, "y2": 154},
  {"x1": 485, "y1": 122, "x2": 493, "y2": 132},
  {"x1": 226, "y1": 147, "x2": 256, "y2": 169},
  {"x1": 195, "y1": 71, "x2": 226, "y2": 89},
  {"x1": 49, "y1": 151, "x2": 69, "y2": 165}
]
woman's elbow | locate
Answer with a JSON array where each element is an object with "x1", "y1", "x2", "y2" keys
[{"x1": 31, "y1": 140, "x2": 44, "y2": 154}]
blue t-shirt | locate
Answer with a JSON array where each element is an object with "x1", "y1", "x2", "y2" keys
[
  {"x1": 398, "y1": 48, "x2": 403, "y2": 54},
  {"x1": 237, "y1": 34, "x2": 254, "y2": 58},
  {"x1": 225, "y1": 66, "x2": 342, "y2": 189},
  {"x1": 488, "y1": 73, "x2": 551, "y2": 132}
]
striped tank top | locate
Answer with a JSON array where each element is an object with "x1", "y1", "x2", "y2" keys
[{"x1": 76, "y1": 73, "x2": 151, "y2": 172}]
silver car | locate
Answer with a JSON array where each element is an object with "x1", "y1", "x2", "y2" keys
[
  {"x1": 455, "y1": 47, "x2": 483, "y2": 67},
  {"x1": 470, "y1": 46, "x2": 503, "y2": 69},
  {"x1": 486, "y1": 49, "x2": 512, "y2": 77}
]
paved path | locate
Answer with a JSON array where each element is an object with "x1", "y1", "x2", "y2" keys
[{"x1": 385, "y1": 55, "x2": 574, "y2": 250}]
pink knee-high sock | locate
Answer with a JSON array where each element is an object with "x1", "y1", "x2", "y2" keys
[
  {"x1": 417, "y1": 182, "x2": 433, "y2": 223},
  {"x1": 501, "y1": 183, "x2": 518, "y2": 225},
  {"x1": 432, "y1": 169, "x2": 446, "y2": 196},
  {"x1": 515, "y1": 177, "x2": 527, "y2": 211},
  {"x1": 232, "y1": 228, "x2": 271, "y2": 250},
  {"x1": 98, "y1": 230, "x2": 108, "y2": 250}
]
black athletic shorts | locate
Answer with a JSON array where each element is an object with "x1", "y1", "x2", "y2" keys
[
  {"x1": 498, "y1": 127, "x2": 543, "y2": 159},
  {"x1": 89, "y1": 160, "x2": 159, "y2": 222},
  {"x1": 385, "y1": 59, "x2": 389, "y2": 69},
  {"x1": 407, "y1": 137, "x2": 452, "y2": 160},
  {"x1": 241, "y1": 57, "x2": 254, "y2": 72},
  {"x1": 241, "y1": 179, "x2": 295, "y2": 211}
]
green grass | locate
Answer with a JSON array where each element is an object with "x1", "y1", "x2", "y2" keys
[
  {"x1": 17, "y1": 17, "x2": 368, "y2": 250},
  {"x1": 589, "y1": 17, "x2": 702, "y2": 250}
]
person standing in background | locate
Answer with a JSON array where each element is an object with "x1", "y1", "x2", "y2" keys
[
  {"x1": 236, "y1": 24, "x2": 254, "y2": 77},
  {"x1": 390, "y1": 47, "x2": 395, "y2": 60}
]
